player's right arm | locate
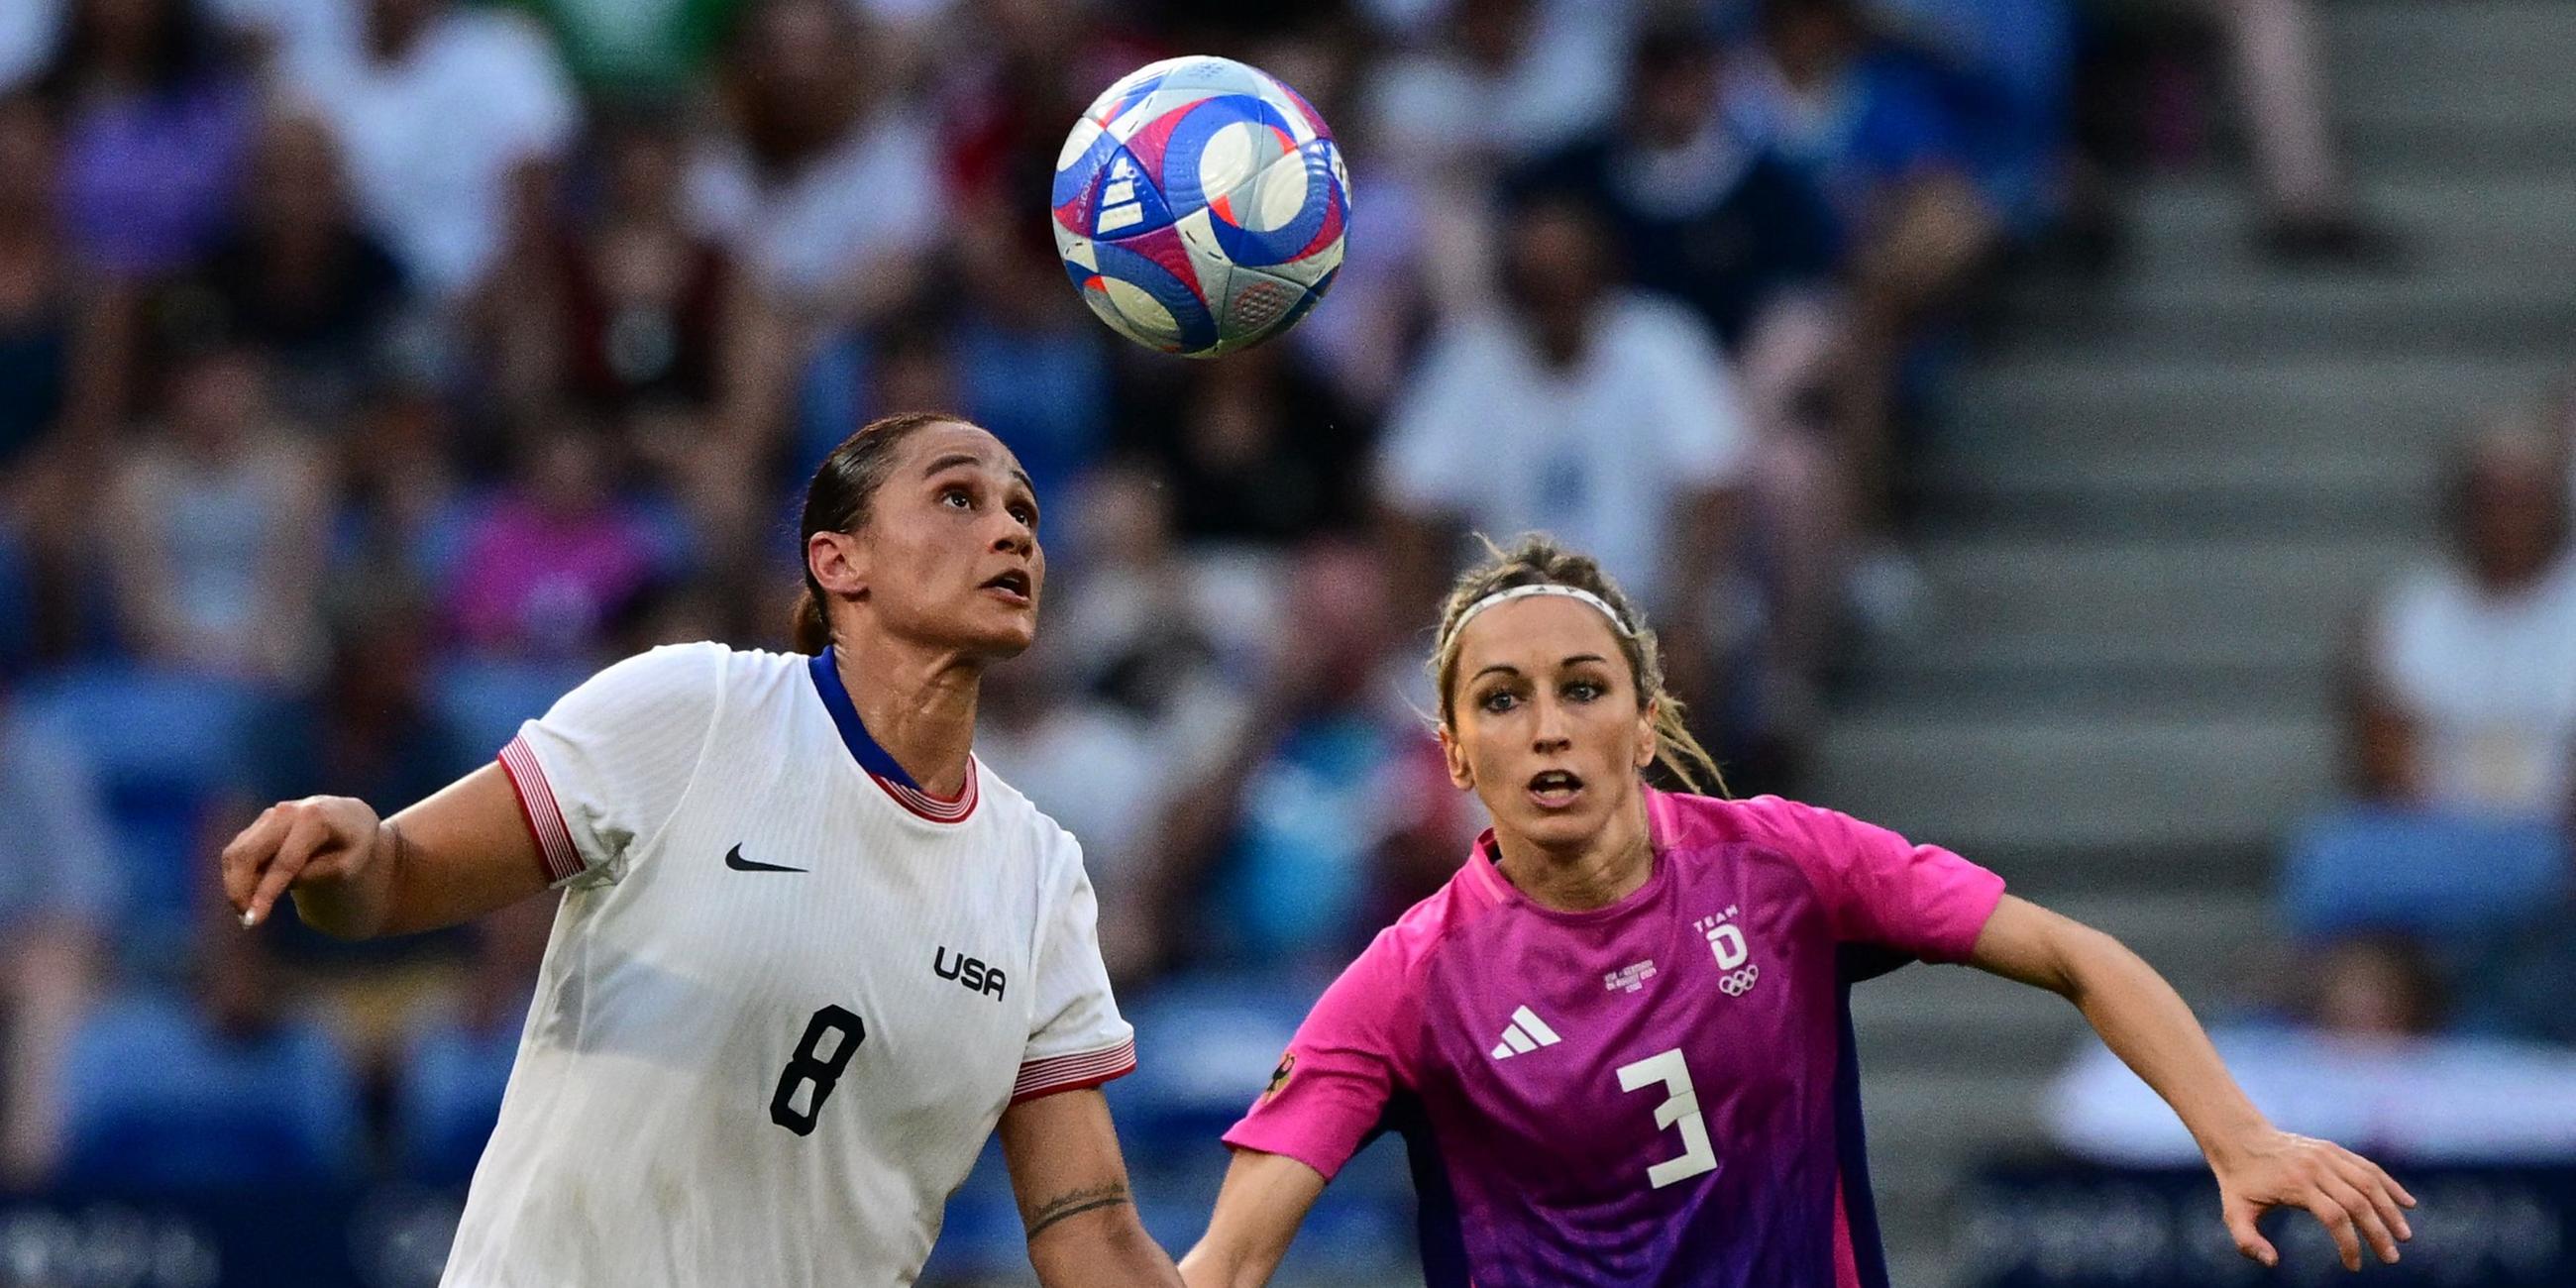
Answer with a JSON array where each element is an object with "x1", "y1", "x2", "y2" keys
[
  {"x1": 222, "y1": 642, "x2": 724, "y2": 937},
  {"x1": 1178, "y1": 1149, "x2": 1327, "y2": 1288},
  {"x1": 220, "y1": 765, "x2": 548, "y2": 938},
  {"x1": 1186, "y1": 925, "x2": 1418, "y2": 1286}
]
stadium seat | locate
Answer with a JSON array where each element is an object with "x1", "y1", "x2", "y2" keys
[
  {"x1": 919, "y1": 1137, "x2": 1023, "y2": 1282},
  {"x1": 1107, "y1": 972, "x2": 1312, "y2": 1155},
  {"x1": 2281, "y1": 805, "x2": 2571, "y2": 939},
  {"x1": 19, "y1": 666, "x2": 262, "y2": 948},
  {"x1": 57, "y1": 993, "x2": 362, "y2": 1191},
  {"x1": 431, "y1": 659, "x2": 592, "y2": 760},
  {"x1": 394, "y1": 1013, "x2": 526, "y2": 1184}
]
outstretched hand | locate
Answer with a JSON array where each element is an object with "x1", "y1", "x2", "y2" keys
[
  {"x1": 220, "y1": 796, "x2": 382, "y2": 928},
  {"x1": 2215, "y1": 1128, "x2": 2415, "y2": 1271}
]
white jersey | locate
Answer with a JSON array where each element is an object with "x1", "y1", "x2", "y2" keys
[{"x1": 440, "y1": 643, "x2": 1136, "y2": 1287}]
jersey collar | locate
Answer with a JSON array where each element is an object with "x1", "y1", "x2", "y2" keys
[{"x1": 808, "y1": 647, "x2": 978, "y2": 823}]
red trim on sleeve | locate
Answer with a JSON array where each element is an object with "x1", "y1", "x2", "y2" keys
[
  {"x1": 1010, "y1": 1036, "x2": 1137, "y2": 1104},
  {"x1": 498, "y1": 736, "x2": 586, "y2": 884}
]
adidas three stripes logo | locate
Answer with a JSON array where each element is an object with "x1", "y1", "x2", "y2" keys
[{"x1": 1489, "y1": 1006, "x2": 1562, "y2": 1060}]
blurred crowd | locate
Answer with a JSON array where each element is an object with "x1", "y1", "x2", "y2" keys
[{"x1": 0, "y1": 0, "x2": 2556, "y2": 1240}]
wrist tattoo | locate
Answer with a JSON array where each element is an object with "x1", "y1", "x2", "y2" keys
[{"x1": 1023, "y1": 1182, "x2": 1131, "y2": 1241}]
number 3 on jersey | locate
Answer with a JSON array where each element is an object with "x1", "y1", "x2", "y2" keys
[
  {"x1": 1616, "y1": 1048, "x2": 1716, "y2": 1188},
  {"x1": 771, "y1": 1005, "x2": 865, "y2": 1136}
]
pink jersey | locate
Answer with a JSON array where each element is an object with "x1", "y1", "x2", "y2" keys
[{"x1": 1224, "y1": 789, "x2": 2005, "y2": 1287}]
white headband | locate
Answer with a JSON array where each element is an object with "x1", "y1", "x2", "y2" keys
[{"x1": 1443, "y1": 584, "x2": 1632, "y2": 650}]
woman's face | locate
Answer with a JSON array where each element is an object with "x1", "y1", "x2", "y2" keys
[
  {"x1": 823, "y1": 421, "x2": 1044, "y2": 660},
  {"x1": 1441, "y1": 595, "x2": 1656, "y2": 851},
  {"x1": 2460, "y1": 449, "x2": 2566, "y2": 589}
]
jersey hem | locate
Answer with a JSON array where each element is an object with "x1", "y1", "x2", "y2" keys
[
  {"x1": 1919, "y1": 868, "x2": 2009, "y2": 965},
  {"x1": 1216, "y1": 1129, "x2": 1349, "y2": 1184},
  {"x1": 499, "y1": 735, "x2": 585, "y2": 884},
  {"x1": 1010, "y1": 1036, "x2": 1136, "y2": 1103}
]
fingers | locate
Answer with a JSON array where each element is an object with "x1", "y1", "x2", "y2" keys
[
  {"x1": 2364, "y1": 1154, "x2": 2419, "y2": 1211},
  {"x1": 2222, "y1": 1195, "x2": 2279, "y2": 1269},
  {"x1": 219, "y1": 805, "x2": 292, "y2": 914},
  {"x1": 2302, "y1": 1189, "x2": 2365, "y2": 1272},
  {"x1": 2319, "y1": 1173, "x2": 2401, "y2": 1266},
  {"x1": 2334, "y1": 1154, "x2": 2414, "y2": 1246},
  {"x1": 246, "y1": 809, "x2": 333, "y2": 928}
]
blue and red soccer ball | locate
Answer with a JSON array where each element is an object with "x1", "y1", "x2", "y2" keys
[{"x1": 1051, "y1": 56, "x2": 1350, "y2": 359}]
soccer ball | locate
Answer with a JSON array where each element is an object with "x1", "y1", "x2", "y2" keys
[{"x1": 1051, "y1": 55, "x2": 1350, "y2": 359}]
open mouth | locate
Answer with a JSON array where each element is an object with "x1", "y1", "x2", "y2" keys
[
  {"x1": 981, "y1": 569, "x2": 1032, "y2": 604},
  {"x1": 1527, "y1": 769, "x2": 1585, "y2": 809}
]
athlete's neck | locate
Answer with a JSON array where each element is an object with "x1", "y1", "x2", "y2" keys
[
  {"x1": 1490, "y1": 789, "x2": 1655, "y2": 912},
  {"x1": 832, "y1": 634, "x2": 982, "y2": 799}
]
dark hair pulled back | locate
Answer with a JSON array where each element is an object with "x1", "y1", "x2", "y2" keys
[{"x1": 790, "y1": 410, "x2": 960, "y2": 654}]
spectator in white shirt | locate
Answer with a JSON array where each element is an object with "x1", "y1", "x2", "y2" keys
[
  {"x1": 2349, "y1": 424, "x2": 2576, "y2": 817},
  {"x1": 686, "y1": 0, "x2": 943, "y2": 326},
  {"x1": 1378, "y1": 192, "x2": 1757, "y2": 737},
  {"x1": 281, "y1": 0, "x2": 579, "y2": 301}
]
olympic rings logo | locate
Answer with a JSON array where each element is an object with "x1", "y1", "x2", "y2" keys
[{"x1": 1717, "y1": 964, "x2": 1762, "y2": 998}]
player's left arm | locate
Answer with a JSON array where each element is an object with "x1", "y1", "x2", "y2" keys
[
  {"x1": 997, "y1": 1088, "x2": 1184, "y2": 1287},
  {"x1": 1967, "y1": 895, "x2": 2418, "y2": 1272}
]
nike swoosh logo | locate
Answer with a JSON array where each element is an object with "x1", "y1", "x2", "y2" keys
[{"x1": 724, "y1": 845, "x2": 806, "y2": 873}]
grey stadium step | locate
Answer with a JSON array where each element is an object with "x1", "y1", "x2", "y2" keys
[
  {"x1": 1896, "y1": 535, "x2": 2409, "y2": 649},
  {"x1": 1994, "y1": 269, "x2": 2576, "y2": 363},
  {"x1": 2326, "y1": 0, "x2": 2576, "y2": 63},
  {"x1": 1858, "y1": 623, "x2": 2337, "y2": 679},
  {"x1": 1938, "y1": 353, "x2": 2562, "y2": 454},
  {"x1": 1808, "y1": 711, "x2": 2336, "y2": 854},
  {"x1": 2108, "y1": 174, "x2": 2576, "y2": 278}
]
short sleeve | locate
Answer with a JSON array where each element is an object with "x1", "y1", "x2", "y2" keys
[
  {"x1": 1749, "y1": 796, "x2": 2004, "y2": 963},
  {"x1": 1014, "y1": 834, "x2": 1137, "y2": 1103},
  {"x1": 1221, "y1": 931, "x2": 1412, "y2": 1182},
  {"x1": 496, "y1": 643, "x2": 724, "y2": 890}
]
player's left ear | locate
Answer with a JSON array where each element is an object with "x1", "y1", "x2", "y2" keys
[
  {"x1": 1438, "y1": 722, "x2": 1474, "y2": 791},
  {"x1": 809, "y1": 529, "x2": 871, "y2": 602},
  {"x1": 1633, "y1": 699, "x2": 1658, "y2": 771}
]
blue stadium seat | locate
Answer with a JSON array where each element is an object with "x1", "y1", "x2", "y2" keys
[
  {"x1": 58, "y1": 993, "x2": 362, "y2": 1191},
  {"x1": 431, "y1": 659, "x2": 591, "y2": 761},
  {"x1": 20, "y1": 667, "x2": 262, "y2": 945},
  {"x1": 1108, "y1": 972, "x2": 1313, "y2": 1156},
  {"x1": 2281, "y1": 805, "x2": 2571, "y2": 939},
  {"x1": 920, "y1": 1137, "x2": 1024, "y2": 1282},
  {"x1": 394, "y1": 1013, "x2": 525, "y2": 1185}
]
